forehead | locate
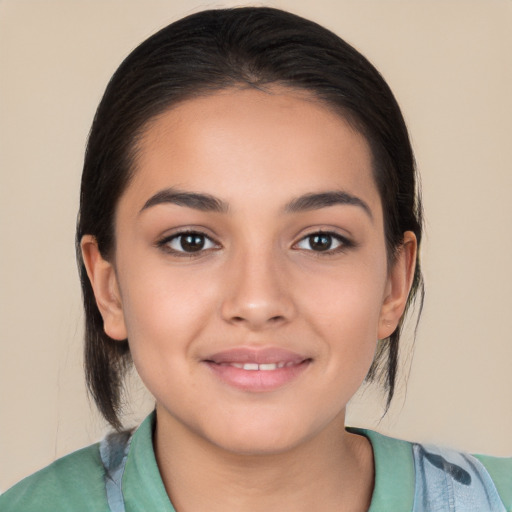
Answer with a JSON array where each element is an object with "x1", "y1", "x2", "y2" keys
[{"x1": 122, "y1": 87, "x2": 381, "y2": 217}]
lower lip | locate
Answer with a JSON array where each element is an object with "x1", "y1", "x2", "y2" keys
[{"x1": 205, "y1": 361, "x2": 311, "y2": 392}]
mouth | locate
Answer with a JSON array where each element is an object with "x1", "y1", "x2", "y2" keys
[
  {"x1": 215, "y1": 361, "x2": 302, "y2": 371},
  {"x1": 203, "y1": 348, "x2": 312, "y2": 391}
]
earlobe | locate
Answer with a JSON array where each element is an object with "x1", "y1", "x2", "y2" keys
[
  {"x1": 378, "y1": 231, "x2": 417, "y2": 340},
  {"x1": 80, "y1": 235, "x2": 127, "y2": 341}
]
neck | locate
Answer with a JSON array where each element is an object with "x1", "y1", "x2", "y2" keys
[{"x1": 153, "y1": 409, "x2": 374, "y2": 512}]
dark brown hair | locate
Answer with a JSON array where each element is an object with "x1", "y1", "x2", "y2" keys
[{"x1": 76, "y1": 7, "x2": 423, "y2": 429}]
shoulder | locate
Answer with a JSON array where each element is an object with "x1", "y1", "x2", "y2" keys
[
  {"x1": 354, "y1": 428, "x2": 512, "y2": 512},
  {"x1": 412, "y1": 442, "x2": 510, "y2": 511},
  {"x1": 474, "y1": 453, "x2": 512, "y2": 510},
  {"x1": 0, "y1": 443, "x2": 109, "y2": 512}
]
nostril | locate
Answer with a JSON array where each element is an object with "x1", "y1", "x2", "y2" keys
[
  {"x1": 222, "y1": 294, "x2": 296, "y2": 328},
  {"x1": 231, "y1": 314, "x2": 285, "y2": 324}
]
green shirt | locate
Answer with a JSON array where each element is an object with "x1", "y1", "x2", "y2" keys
[{"x1": 1, "y1": 413, "x2": 511, "y2": 511}]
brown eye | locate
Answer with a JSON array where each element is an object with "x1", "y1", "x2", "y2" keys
[
  {"x1": 162, "y1": 232, "x2": 217, "y2": 253},
  {"x1": 180, "y1": 234, "x2": 206, "y2": 252},
  {"x1": 308, "y1": 234, "x2": 333, "y2": 251},
  {"x1": 295, "y1": 231, "x2": 351, "y2": 253}
]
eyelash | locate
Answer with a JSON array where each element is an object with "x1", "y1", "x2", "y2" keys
[
  {"x1": 293, "y1": 231, "x2": 355, "y2": 255},
  {"x1": 156, "y1": 230, "x2": 220, "y2": 257},
  {"x1": 156, "y1": 230, "x2": 354, "y2": 257}
]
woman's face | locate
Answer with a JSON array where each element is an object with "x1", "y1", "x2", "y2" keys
[{"x1": 85, "y1": 87, "x2": 413, "y2": 455}]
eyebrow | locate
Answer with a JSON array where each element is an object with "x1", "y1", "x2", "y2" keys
[
  {"x1": 140, "y1": 187, "x2": 372, "y2": 220},
  {"x1": 284, "y1": 191, "x2": 373, "y2": 219},
  {"x1": 140, "y1": 188, "x2": 229, "y2": 214}
]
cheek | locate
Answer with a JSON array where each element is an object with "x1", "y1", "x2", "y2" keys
[
  {"x1": 309, "y1": 284, "x2": 382, "y2": 366},
  {"x1": 118, "y1": 276, "x2": 216, "y2": 406},
  {"x1": 116, "y1": 259, "x2": 219, "y2": 361},
  {"x1": 299, "y1": 258, "x2": 388, "y2": 331},
  {"x1": 297, "y1": 258, "x2": 388, "y2": 371}
]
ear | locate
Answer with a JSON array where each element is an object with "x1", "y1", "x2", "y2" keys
[
  {"x1": 81, "y1": 235, "x2": 127, "y2": 341},
  {"x1": 378, "y1": 231, "x2": 418, "y2": 340}
]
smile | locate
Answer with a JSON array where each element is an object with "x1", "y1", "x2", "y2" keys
[
  {"x1": 204, "y1": 347, "x2": 311, "y2": 391},
  {"x1": 217, "y1": 361, "x2": 299, "y2": 371}
]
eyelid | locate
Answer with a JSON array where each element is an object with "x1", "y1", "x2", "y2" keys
[
  {"x1": 154, "y1": 226, "x2": 355, "y2": 257},
  {"x1": 292, "y1": 229, "x2": 355, "y2": 254},
  {"x1": 156, "y1": 228, "x2": 221, "y2": 256}
]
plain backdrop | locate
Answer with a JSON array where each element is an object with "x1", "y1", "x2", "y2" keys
[{"x1": 1, "y1": 0, "x2": 511, "y2": 491}]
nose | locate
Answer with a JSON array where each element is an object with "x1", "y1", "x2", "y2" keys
[{"x1": 220, "y1": 249, "x2": 296, "y2": 331}]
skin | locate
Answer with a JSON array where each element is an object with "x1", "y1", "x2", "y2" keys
[{"x1": 82, "y1": 87, "x2": 417, "y2": 511}]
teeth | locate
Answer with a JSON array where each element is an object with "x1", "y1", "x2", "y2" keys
[
  {"x1": 259, "y1": 363, "x2": 277, "y2": 371},
  {"x1": 225, "y1": 362, "x2": 296, "y2": 371}
]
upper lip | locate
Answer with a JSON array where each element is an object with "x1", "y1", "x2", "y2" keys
[{"x1": 204, "y1": 347, "x2": 309, "y2": 365}]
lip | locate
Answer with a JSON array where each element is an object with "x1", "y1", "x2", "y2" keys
[{"x1": 203, "y1": 347, "x2": 312, "y2": 392}]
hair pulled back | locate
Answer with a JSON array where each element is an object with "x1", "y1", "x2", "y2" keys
[{"x1": 77, "y1": 7, "x2": 423, "y2": 430}]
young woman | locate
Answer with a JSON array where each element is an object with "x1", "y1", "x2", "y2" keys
[{"x1": 1, "y1": 7, "x2": 510, "y2": 512}]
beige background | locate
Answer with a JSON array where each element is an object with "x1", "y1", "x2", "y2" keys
[{"x1": 1, "y1": 0, "x2": 511, "y2": 492}]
